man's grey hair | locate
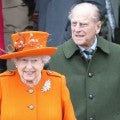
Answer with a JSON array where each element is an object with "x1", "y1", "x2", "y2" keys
[{"x1": 68, "y1": 2, "x2": 103, "y2": 22}]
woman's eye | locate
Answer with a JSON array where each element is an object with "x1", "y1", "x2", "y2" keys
[
  {"x1": 22, "y1": 59, "x2": 27, "y2": 62},
  {"x1": 31, "y1": 59, "x2": 38, "y2": 62}
]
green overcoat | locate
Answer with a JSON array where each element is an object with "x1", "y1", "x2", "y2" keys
[{"x1": 46, "y1": 36, "x2": 120, "y2": 120}]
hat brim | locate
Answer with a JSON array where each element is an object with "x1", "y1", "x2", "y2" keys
[{"x1": 0, "y1": 47, "x2": 57, "y2": 59}]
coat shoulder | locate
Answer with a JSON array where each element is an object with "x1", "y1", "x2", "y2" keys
[
  {"x1": 46, "y1": 70, "x2": 63, "y2": 77},
  {"x1": 0, "y1": 70, "x2": 15, "y2": 77}
]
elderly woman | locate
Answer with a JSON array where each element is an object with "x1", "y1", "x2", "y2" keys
[{"x1": 0, "y1": 31, "x2": 76, "y2": 120}]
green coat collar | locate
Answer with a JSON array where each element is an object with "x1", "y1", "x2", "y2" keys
[
  {"x1": 97, "y1": 36, "x2": 110, "y2": 54},
  {"x1": 62, "y1": 36, "x2": 110, "y2": 58}
]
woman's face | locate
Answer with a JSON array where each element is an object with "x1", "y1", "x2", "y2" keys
[{"x1": 14, "y1": 56, "x2": 44, "y2": 86}]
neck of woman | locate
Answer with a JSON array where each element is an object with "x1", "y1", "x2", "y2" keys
[{"x1": 21, "y1": 74, "x2": 41, "y2": 87}]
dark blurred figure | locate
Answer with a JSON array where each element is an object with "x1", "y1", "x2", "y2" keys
[
  {"x1": 22, "y1": 0, "x2": 36, "y2": 31},
  {"x1": 22, "y1": 0, "x2": 36, "y2": 23}
]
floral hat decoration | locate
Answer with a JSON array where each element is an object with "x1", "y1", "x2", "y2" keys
[{"x1": 0, "y1": 31, "x2": 57, "y2": 59}]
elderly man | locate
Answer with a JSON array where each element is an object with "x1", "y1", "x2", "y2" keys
[{"x1": 46, "y1": 2, "x2": 120, "y2": 120}]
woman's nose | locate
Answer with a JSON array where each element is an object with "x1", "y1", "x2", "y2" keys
[{"x1": 26, "y1": 61, "x2": 33, "y2": 69}]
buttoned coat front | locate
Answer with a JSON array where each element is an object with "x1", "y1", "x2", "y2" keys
[
  {"x1": 47, "y1": 36, "x2": 120, "y2": 120},
  {"x1": 0, "y1": 70, "x2": 75, "y2": 120}
]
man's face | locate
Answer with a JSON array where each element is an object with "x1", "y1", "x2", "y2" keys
[{"x1": 71, "y1": 9, "x2": 101, "y2": 48}]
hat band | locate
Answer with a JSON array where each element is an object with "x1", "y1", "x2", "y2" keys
[
  {"x1": 14, "y1": 33, "x2": 46, "y2": 52},
  {"x1": 14, "y1": 39, "x2": 44, "y2": 52}
]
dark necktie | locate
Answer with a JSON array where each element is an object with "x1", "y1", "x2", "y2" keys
[{"x1": 83, "y1": 49, "x2": 94, "y2": 60}]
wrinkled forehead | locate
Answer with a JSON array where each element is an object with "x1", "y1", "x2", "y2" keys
[{"x1": 71, "y1": 10, "x2": 94, "y2": 22}]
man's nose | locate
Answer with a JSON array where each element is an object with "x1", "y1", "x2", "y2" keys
[{"x1": 75, "y1": 23, "x2": 82, "y2": 31}]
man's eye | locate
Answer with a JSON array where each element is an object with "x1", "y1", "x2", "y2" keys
[
  {"x1": 71, "y1": 22, "x2": 77, "y2": 26},
  {"x1": 80, "y1": 23, "x2": 88, "y2": 27}
]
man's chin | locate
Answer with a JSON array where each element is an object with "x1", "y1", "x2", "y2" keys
[{"x1": 76, "y1": 42, "x2": 85, "y2": 46}]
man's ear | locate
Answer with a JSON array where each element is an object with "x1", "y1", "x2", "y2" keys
[{"x1": 96, "y1": 21, "x2": 102, "y2": 34}]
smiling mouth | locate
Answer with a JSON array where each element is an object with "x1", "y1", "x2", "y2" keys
[
  {"x1": 76, "y1": 34, "x2": 84, "y2": 37},
  {"x1": 24, "y1": 71, "x2": 35, "y2": 75}
]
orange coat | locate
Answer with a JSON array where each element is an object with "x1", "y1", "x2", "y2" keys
[{"x1": 0, "y1": 70, "x2": 76, "y2": 120}]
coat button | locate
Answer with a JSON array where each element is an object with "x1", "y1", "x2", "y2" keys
[
  {"x1": 28, "y1": 88, "x2": 34, "y2": 94},
  {"x1": 88, "y1": 72, "x2": 93, "y2": 77},
  {"x1": 89, "y1": 117, "x2": 94, "y2": 120},
  {"x1": 89, "y1": 94, "x2": 94, "y2": 99},
  {"x1": 28, "y1": 104, "x2": 34, "y2": 110}
]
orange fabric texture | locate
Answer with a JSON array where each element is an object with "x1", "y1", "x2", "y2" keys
[{"x1": 0, "y1": 70, "x2": 76, "y2": 120}]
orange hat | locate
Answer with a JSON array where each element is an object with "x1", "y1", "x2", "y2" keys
[{"x1": 0, "y1": 31, "x2": 57, "y2": 59}]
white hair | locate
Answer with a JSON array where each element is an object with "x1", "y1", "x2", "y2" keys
[
  {"x1": 41, "y1": 55, "x2": 51, "y2": 64},
  {"x1": 68, "y1": 2, "x2": 102, "y2": 22}
]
